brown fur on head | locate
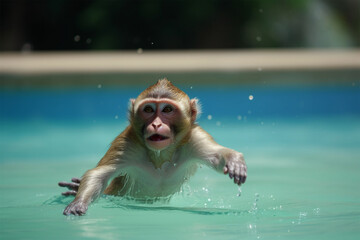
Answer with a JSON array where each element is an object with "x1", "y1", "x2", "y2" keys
[
  {"x1": 138, "y1": 79, "x2": 189, "y2": 102},
  {"x1": 129, "y1": 78, "x2": 200, "y2": 150},
  {"x1": 130, "y1": 78, "x2": 199, "y2": 122}
]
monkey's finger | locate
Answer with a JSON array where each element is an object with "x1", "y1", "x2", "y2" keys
[
  {"x1": 240, "y1": 171, "x2": 247, "y2": 184},
  {"x1": 234, "y1": 176, "x2": 240, "y2": 184},
  {"x1": 58, "y1": 182, "x2": 79, "y2": 190},
  {"x1": 242, "y1": 175, "x2": 247, "y2": 184},
  {"x1": 71, "y1": 178, "x2": 81, "y2": 183},
  {"x1": 223, "y1": 166, "x2": 228, "y2": 174},
  {"x1": 235, "y1": 164, "x2": 240, "y2": 176},
  {"x1": 61, "y1": 190, "x2": 77, "y2": 196},
  {"x1": 240, "y1": 165, "x2": 247, "y2": 184},
  {"x1": 227, "y1": 167, "x2": 234, "y2": 179},
  {"x1": 227, "y1": 162, "x2": 235, "y2": 179}
]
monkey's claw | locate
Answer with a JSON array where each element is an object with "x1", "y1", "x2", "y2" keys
[
  {"x1": 63, "y1": 200, "x2": 88, "y2": 216},
  {"x1": 223, "y1": 157, "x2": 247, "y2": 186}
]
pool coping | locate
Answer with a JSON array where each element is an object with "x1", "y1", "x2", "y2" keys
[{"x1": 0, "y1": 49, "x2": 359, "y2": 74}]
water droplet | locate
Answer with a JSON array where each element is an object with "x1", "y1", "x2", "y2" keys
[
  {"x1": 299, "y1": 212, "x2": 307, "y2": 217},
  {"x1": 86, "y1": 38, "x2": 92, "y2": 44},
  {"x1": 74, "y1": 35, "x2": 80, "y2": 42},
  {"x1": 150, "y1": 42, "x2": 154, "y2": 45},
  {"x1": 237, "y1": 186, "x2": 242, "y2": 197},
  {"x1": 257, "y1": 67, "x2": 263, "y2": 72},
  {"x1": 207, "y1": 198, "x2": 211, "y2": 202},
  {"x1": 259, "y1": 9, "x2": 263, "y2": 13},
  {"x1": 256, "y1": 36, "x2": 262, "y2": 42},
  {"x1": 202, "y1": 187, "x2": 208, "y2": 192},
  {"x1": 261, "y1": 121, "x2": 264, "y2": 125},
  {"x1": 249, "y1": 95, "x2": 254, "y2": 101},
  {"x1": 237, "y1": 115, "x2": 242, "y2": 120},
  {"x1": 190, "y1": 86, "x2": 193, "y2": 89},
  {"x1": 207, "y1": 115, "x2": 212, "y2": 120},
  {"x1": 313, "y1": 208, "x2": 320, "y2": 214},
  {"x1": 97, "y1": 84, "x2": 102, "y2": 89},
  {"x1": 216, "y1": 121, "x2": 221, "y2": 126},
  {"x1": 115, "y1": 115, "x2": 118, "y2": 119},
  {"x1": 137, "y1": 48, "x2": 143, "y2": 54}
]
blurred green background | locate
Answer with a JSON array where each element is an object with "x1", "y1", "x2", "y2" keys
[{"x1": 1, "y1": 0, "x2": 359, "y2": 51}]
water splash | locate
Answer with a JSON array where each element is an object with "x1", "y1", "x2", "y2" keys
[
  {"x1": 250, "y1": 193, "x2": 260, "y2": 214},
  {"x1": 237, "y1": 186, "x2": 242, "y2": 197},
  {"x1": 313, "y1": 207, "x2": 321, "y2": 215}
]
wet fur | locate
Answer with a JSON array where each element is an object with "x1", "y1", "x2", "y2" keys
[{"x1": 62, "y1": 79, "x2": 247, "y2": 216}]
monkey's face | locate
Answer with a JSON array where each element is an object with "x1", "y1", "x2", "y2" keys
[{"x1": 137, "y1": 99, "x2": 184, "y2": 151}]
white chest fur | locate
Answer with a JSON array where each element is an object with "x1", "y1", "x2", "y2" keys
[{"x1": 120, "y1": 156, "x2": 198, "y2": 198}]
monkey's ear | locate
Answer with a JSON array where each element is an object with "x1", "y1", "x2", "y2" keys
[
  {"x1": 190, "y1": 98, "x2": 201, "y2": 122},
  {"x1": 129, "y1": 98, "x2": 136, "y2": 113}
]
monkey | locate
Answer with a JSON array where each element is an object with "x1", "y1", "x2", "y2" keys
[{"x1": 58, "y1": 79, "x2": 247, "y2": 216}]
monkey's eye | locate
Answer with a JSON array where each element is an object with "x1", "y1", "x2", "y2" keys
[
  {"x1": 162, "y1": 105, "x2": 173, "y2": 113},
  {"x1": 143, "y1": 105, "x2": 154, "y2": 113}
]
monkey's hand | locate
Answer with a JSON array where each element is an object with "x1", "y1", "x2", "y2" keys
[
  {"x1": 63, "y1": 199, "x2": 88, "y2": 216},
  {"x1": 58, "y1": 177, "x2": 81, "y2": 196},
  {"x1": 223, "y1": 152, "x2": 247, "y2": 186}
]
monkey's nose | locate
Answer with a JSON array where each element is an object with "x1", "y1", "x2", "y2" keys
[{"x1": 152, "y1": 123, "x2": 162, "y2": 130}]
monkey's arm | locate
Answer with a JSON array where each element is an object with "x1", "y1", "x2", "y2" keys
[
  {"x1": 190, "y1": 126, "x2": 247, "y2": 185},
  {"x1": 63, "y1": 164, "x2": 119, "y2": 216}
]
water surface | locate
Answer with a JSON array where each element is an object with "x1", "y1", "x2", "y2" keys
[{"x1": 1, "y1": 85, "x2": 360, "y2": 240}]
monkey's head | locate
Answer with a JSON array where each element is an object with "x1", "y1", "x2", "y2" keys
[{"x1": 130, "y1": 79, "x2": 199, "y2": 151}]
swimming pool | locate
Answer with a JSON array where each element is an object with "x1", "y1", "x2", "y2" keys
[{"x1": 1, "y1": 71, "x2": 360, "y2": 240}]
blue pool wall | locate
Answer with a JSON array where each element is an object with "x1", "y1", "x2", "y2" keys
[{"x1": 1, "y1": 70, "x2": 360, "y2": 121}]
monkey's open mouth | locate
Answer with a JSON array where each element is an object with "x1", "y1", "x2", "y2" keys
[{"x1": 148, "y1": 134, "x2": 169, "y2": 141}]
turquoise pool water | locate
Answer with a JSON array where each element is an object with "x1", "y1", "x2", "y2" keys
[{"x1": 1, "y1": 83, "x2": 360, "y2": 240}]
